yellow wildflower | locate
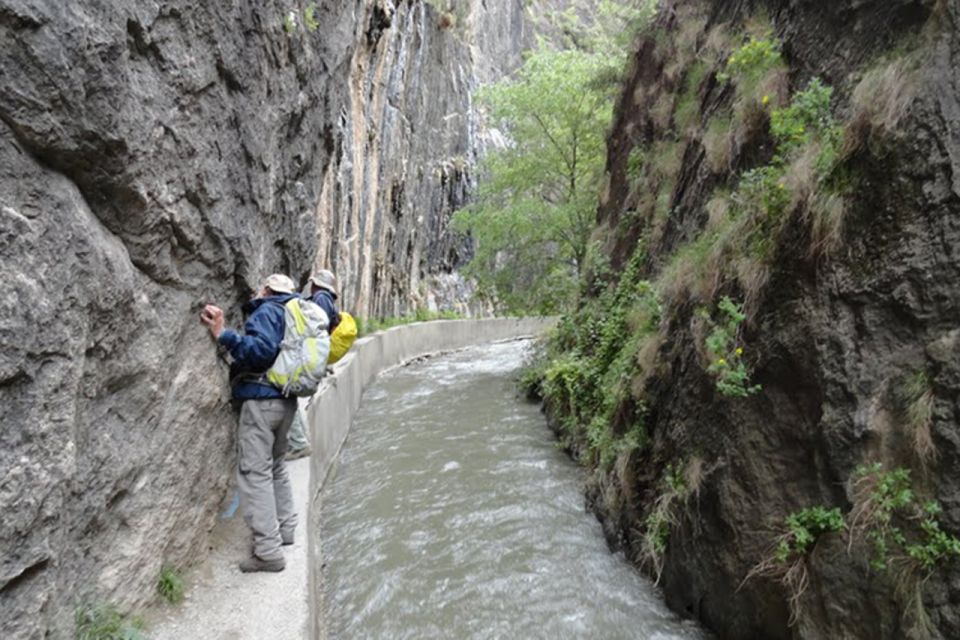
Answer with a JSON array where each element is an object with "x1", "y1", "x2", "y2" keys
[
  {"x1": 735, "y1": 348, "x2": 743, "y2": 355},
  {"x1": 717, "y1": 358, "x2": 727, "y2": 366},
  {"x1": 761, "y1": 95, "x2": 770, "y2": 106}
]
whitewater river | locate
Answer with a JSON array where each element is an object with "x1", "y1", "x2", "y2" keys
[{"x1": 322, "y1": 340, "x2": 707, "y2": 640}]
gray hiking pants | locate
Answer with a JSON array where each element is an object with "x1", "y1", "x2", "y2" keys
[{"x1": 237, "y1": 398, "x2": 297, "y2": 561}]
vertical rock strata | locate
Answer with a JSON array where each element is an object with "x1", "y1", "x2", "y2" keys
[
  {"x1": 312, "y1": 0, "x2": 528, "y2": 317},
  {"x1": 574, "y1": 0, "x2": 960, "y2": 638},
  {"x1": 0, "y1": 2, "x2": 336, "y2": 637},
  {"x1": 0, "y1": 0, "x2": 525, "y2": 637}
]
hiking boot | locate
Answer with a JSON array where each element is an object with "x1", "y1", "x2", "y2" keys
[
  {"x1": 285, "y1": 446, "x2": 311, "y2": 461},
  {"x1": 238, "y1": 555, "x2": 285, "y2": 573}
]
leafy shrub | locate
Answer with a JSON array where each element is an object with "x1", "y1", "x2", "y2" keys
[
  {"x1": 849, "y1": 464, "x2": 960, "y2": 573},
  {"x1": 745, "y1": 503, "x2": 843, "y2": 626},
  {"x1": 775, "y1": 507, "x2": 845, "y2": 563},
  {"x1": 718, "y1": 37, "x2": 782, "y2": 84},
  {"x1": 770, "y1": 78, "x2": 842, "y2": 171},
  {"x1": 702, "y1": 297, "x2": 761, "y2": 397},
  {"x1": 535, "y1": 248, "x2": 663, "y2": 468},
  {"x1": 906, "y1": 501, "x2": 960, "y2": 570}
]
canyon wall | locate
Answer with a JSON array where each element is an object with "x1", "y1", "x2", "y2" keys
[
  {"x1": 554, "y1": 0, "x2": 960, "y2": 638},
  {"x1": 311, "y1": 0, "x2": 529, "y2": 318},
  {"x1": 0, "y1": 0, "x2": 527, "y2": 637}
]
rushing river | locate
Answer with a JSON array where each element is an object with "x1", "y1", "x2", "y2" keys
[{"x1": 322, "y1": 340, "x2": 707, "y2": 640}]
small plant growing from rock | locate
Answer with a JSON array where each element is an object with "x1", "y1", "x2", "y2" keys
[
  {"x1": 157, "y1": 565, "x2": 185, "y2": 604},
  {"x1": 282, "y1": 10, "x2": 297, "y2": 33},
  {"x1": 848, "y1": 463, "x2": 960, "y2": 572},
  {"x1": 283, "y1": 4, "x2": 320, "y2": 34},
  {"x1": 717, "y1": 36, "x2": 782, "y2": 84},
  {"x1": 702, "y1": 296, "x2": 761, "y2": 397},
  {"x1": 640, "y1": 462, "x2": 690, "y2": 583},
  {"x1": 743, "y1": 505, "x2": 844, "y2": 625},
  {"x1": 304, "y1": 3, "x2": 320, "y2": 32},
  {"x1": 847, "y1": 462, "x2": 960, "y2": 636},
  {"x1": 770, "y1": 78, "x2": 841, "y2": 168},
  {"x1": 75, "y1": 604, "x2": 145, "y2": 640},
  {"x1": 776, "y1": 507, "x2": 845, "y2": 563}
]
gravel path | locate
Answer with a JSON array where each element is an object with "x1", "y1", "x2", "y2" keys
[{"x1": 146, "y1": 456, "x2": 311, "y2": 639}]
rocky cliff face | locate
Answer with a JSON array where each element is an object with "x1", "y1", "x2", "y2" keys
[
  {"x1": 0, "y1": 0, "x2": 526, "y2": 637},
  {"x1": 547, "y1": 0, "x2": 960, "y2": 638},
  {"x1": 312, "y1": 0, "x2": 528, "y2": 318}
]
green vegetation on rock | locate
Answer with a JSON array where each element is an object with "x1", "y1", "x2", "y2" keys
[
  {"x1": 75, "y1": 604, "x2": 145, "y2": 640},
  {"x1": 775, "y1": 506, "x2": 845, "y2": 564},
  {"x1": 157, "y1": 565, "x2": 185, "y2": 605},
  {"x1": 701, "y1": 296, "x2": 761, "y2": 397},
  {"x1": 537, "y1": 247, "x2": 659, "y2": 468}
]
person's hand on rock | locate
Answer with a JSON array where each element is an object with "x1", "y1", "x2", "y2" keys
[{"x1": 200, "y1": 304, "x2": 225, "y2": 339}]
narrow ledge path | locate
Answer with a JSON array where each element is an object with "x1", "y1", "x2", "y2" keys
[{"x1": 145, "y1": 454, "x2": 311, "y2": 640}]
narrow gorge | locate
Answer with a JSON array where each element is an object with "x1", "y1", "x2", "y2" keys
[
  {"x1": 0, "y1": 0, "x2": 528, "y2": 637},
  {"x1": 531, "y1": 1, "x2": 960, "y2": 638},
  {"x1": 2, "y1": 0, "x2": 960, "y2": 639}
]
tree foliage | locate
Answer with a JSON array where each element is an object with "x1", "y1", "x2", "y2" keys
[
  {"x1": 453, "y1": 0, "x2": 659, "y2": 313},
  {"x1": 454, "y1": 45, "x2": 616, "y2": 313}
]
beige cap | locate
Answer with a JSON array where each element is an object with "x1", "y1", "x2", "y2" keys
[
  {"x1": 262, "y1": 273, "x2": 296, "y2": 294},
  {"x1": 309, "y1": 269, "x2": 338, "y2": 296}
]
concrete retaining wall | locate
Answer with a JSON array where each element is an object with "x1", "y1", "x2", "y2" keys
[{"x1": 305, "y1": 317, "x2": 556, "y2": 638}]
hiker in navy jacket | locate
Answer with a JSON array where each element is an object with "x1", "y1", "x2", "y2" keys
[
  {"x1": 200, "y1": 273, "x2": 299, "y2": 573},
  {"x1": 285, "y1": 268, "x2": 342, "y2": 460},
  {"x1": 307, "y1": 268, "x2": 341, "y2": 333}
]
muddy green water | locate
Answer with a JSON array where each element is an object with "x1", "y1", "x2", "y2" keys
[{"x1": 322, "y1": 340, "x2": 707, "y2": 640}]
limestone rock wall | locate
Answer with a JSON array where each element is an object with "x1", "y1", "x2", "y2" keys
[
  {"x1": 311, "y1": 0, "x2": 529, "y2": 319},
  {"x1": 0, "y1": 0, "x2": 531, "y2": 637}
]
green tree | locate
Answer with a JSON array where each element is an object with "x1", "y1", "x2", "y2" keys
[{"x1": 454, "y1": 45, "x2": 616, "y2": 313}]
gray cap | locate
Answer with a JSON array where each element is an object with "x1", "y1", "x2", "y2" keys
[
  {"x1": 262, "y1": 273, "x2": 296, "y2": 294},
  {"x1": 309, "y1": 269, "x2": 338, "y2": 296}
]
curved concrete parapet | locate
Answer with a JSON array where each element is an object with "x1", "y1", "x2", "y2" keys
[{"x1": 305, "y1": 317, "x2": 556, "y2": 638}]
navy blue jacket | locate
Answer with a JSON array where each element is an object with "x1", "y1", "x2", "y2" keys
[
  {"x1": 218, "y1": 293, "x2": 297, "y2": 400},
  {"x1": 312, "y1": 289, "x2": 341, "y2": 334}
]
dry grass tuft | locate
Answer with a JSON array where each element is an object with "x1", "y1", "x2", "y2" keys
[
  {"x1": 703, "y1": 116, "x2": 734, "y2": 173},
  {"x1": 631, "y1": 332, "x2": 665, "y2": 397},
  {"x1": 639, "y1": 482, "x2": 687, "y2": 584},
  {"x1": 782, "y1": 144, "x2": 849, "y2": 257},
  {"x1": 683, "y1": 455, "x2": 707, "y2": 500},
  {"x1": 808, "y1": 192, "x2": 847, "y2": 256},
  {"x1": 650, "y1": 92, "x2": 676, "y2": 132},
  {"x1": 846, "y1": 467, "x2": 881, "y2": 550},
  {"x1": 705, "y1": 192, "x2": 730, "y2": 230},
  {"x1": 897, "y1": 565, "x2": 937, "y2": 640},
  {"x1": 703, "y1": 23, "x2": 732, "y2": 59},
  {"x1": 735, "y1": 256, "x2": 771, "y2": 317},
  {"x1": 656, "y1": 237, "x2": 724, "y2": 308},
  {"x1": 843, "y1": 58, "x2": 917, "y2": 157},
  {"x1": 783, "y1": 144, "x2": 820, "y2": 210},
  {"x1": 742, "y1": 549, "x2": 811, "y2": 627},
  {"x1": 906, "y1": 385, "x2": 936, "y2": 466}
]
